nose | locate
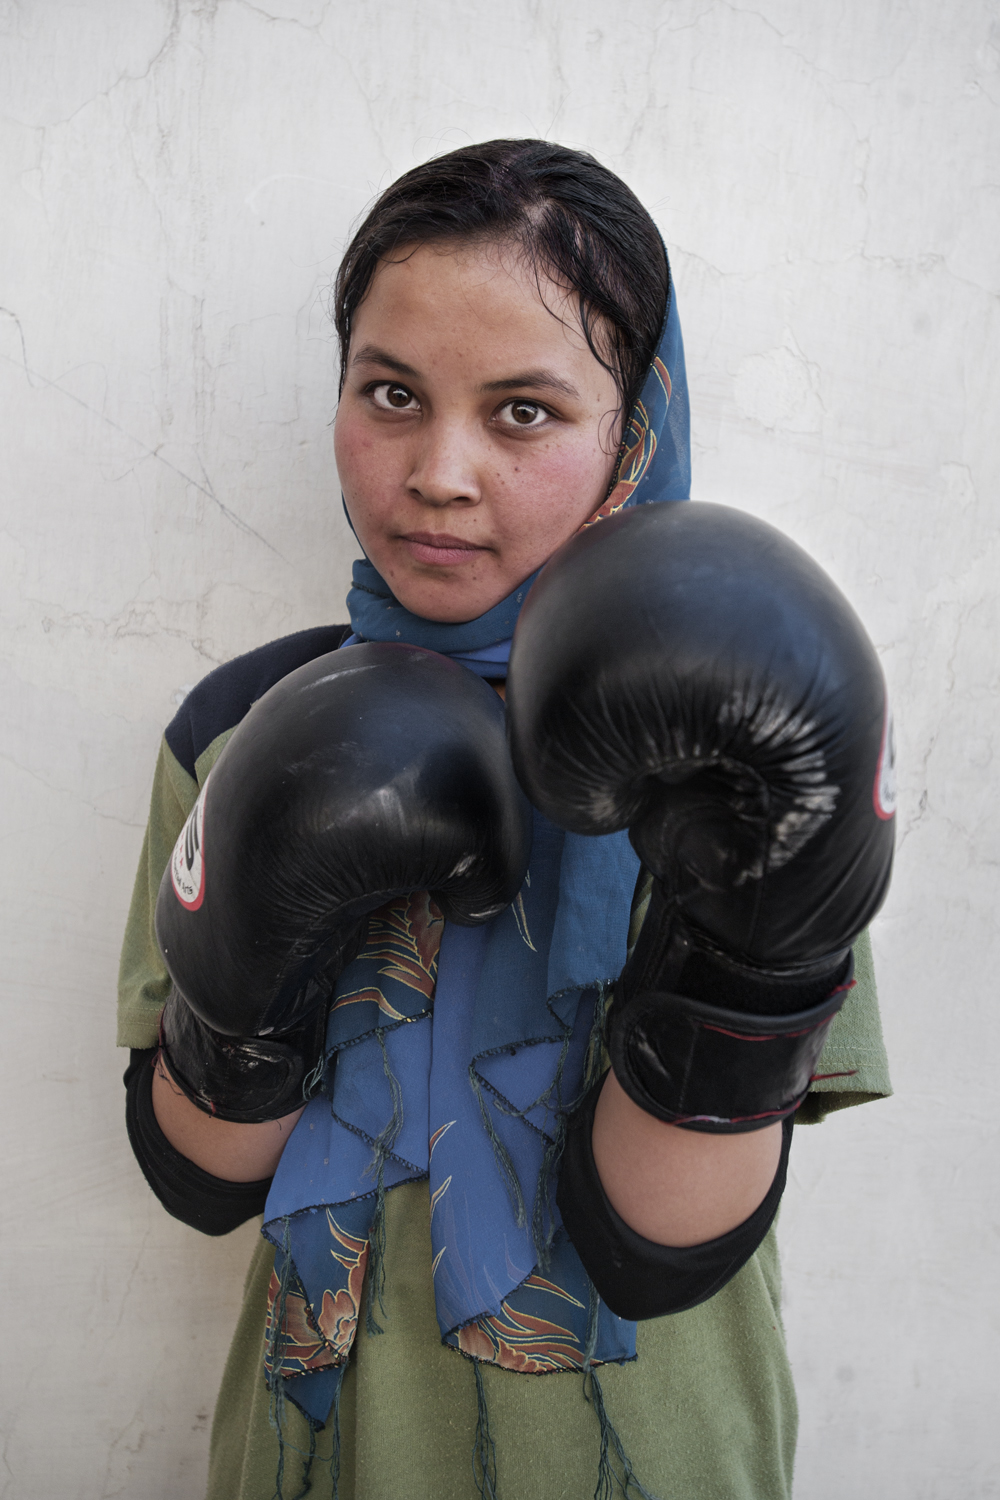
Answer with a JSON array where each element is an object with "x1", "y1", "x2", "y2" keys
[{"x1": 406, "y1": 418, "x2": 482, "y2": 507}]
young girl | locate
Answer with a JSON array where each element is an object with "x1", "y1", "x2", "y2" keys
[{"x1": 118, "y1": 140, "x2": 892, "y2": 1500}]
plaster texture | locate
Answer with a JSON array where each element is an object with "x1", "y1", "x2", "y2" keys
[{"x1": 1, "y1": 1, "x2": 997, "y2": 1495}]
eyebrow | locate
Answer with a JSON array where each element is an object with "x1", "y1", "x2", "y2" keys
[
  {"x1": 350, "y1": 345, "x2": 581, "y2": 401},
  {"x1": 350, "y1": 344, "x2": 420, "y2": 379},
  {"x1": 479, "y1": 370, "x2": 581, "y2": 399}
]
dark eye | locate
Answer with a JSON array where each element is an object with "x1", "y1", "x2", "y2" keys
[
  {"x1": 371, "y1": 383, "x2": 418, "y2": 411},
  {"x1": 501, "y1": 400, "x2": 546, "y2": 427}
]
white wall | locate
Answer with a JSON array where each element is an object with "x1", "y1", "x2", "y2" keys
[{"x1": 1, "y1": 2, "x2": 997, "y2": 1495}]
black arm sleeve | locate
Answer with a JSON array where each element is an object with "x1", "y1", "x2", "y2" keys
[
  {"x1": 556, "y1": 1073, "x2": 793, "y2": 1321},
  {"x1": 124, "y1": 1050, "x2": 272, "y2": 1236}
]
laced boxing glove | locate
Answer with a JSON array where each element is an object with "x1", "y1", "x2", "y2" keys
[
  {"x1": 155, "y1": 643, "x2": 532, "y2": 1122},
  {"x1": 507, "y1": 501, "x2": 895, "y2": 1133}
]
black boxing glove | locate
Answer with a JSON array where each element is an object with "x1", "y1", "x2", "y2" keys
[
  {"x1": 155, "y1": 643, "x2": 531, "y2": 1122},
  {"x1": 508, "y1": 501, "x2": 895, "y2": 1133}
]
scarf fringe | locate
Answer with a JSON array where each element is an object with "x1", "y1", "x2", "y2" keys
[
  {"x1": 470, "y1": 980, "x2": 611, "y2": 1259},
  {"x1": 266, "y1": 1217, "x2": 295, "y2": 1387},
  {"x1": 268, "y1": 1030, "x2": 655, "y2": 1500},
  {"x1": 364, "y1": 1028, "x2": 404, "y2": 1336},
  {"x1": 300, "y1": 1048, "x2": 327, "y2": 1104},
  {"x1": 472, "y1": 1360, "x2": 499, "y2": 1500},
  {"x1": 310, "y1": 1378, "x2": 343, "y2": 1500},
  {"x1": 531, "y1": 983, "x2": 612, "y2": 1267},
  {"x1": 468, "y1": 1063, "x2": 528, "y2": 1229},
  {"x1": 266, "y1": 1220, "x2": 315, "y2": 1500},
  {"x1": 586, "y1": 1368, "x2": 659, "y2": 1500},
  {"x1": 330, "y1": 1379, "x2": 342, "y2": 1499},
  {"x1": 270, "y1": 981, "x2": 636, "y2": 1499},
  {"x1": 268, "y1": 1374, "x2": 318, "y2": 1500},
  {"x1": 267, "y1": 1374, "x2": 344, "y2": 1500},
  {"x1": 582, "y1": 1279, "x2": 659, "y2": 1500}
]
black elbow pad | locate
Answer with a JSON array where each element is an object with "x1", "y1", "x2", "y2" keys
[
  {"x1": 124, "y1": 1049, "x2": 272, "y2": 1236},
  {"x1": 556, "y1": 1073, "x2": 793, "y2": 1320}
]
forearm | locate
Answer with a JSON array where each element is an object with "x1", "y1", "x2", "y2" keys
[
  {"x1": 591, "y1": 1070, "x2": 782, "y2": 1248},
  {"x1": 151, "y1": 1054, "x2": 304, "y2": 1182}
]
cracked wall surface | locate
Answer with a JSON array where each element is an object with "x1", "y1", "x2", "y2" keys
[{"x1": 1, "y1": 0, "x2": 998, "y2": 1495}]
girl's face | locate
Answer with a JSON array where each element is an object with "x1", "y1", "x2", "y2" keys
[{"x1": 334, "y1": 241, "x2": 622, "y2": 622}]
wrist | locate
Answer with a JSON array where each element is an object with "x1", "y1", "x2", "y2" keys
[
  {"x1": 151, "y1": 1055, "x2": 305, "y2": 1180},
  {"x1": 555, "y1": 1070, "x2": 795, "y2": 1320},
  {"x1": 591, "y1": 1070, "x2": 783, "y2": 1244}
]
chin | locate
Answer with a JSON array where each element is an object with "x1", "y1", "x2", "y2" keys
[
  {"x1": 395, "y1": 581, "x2": 506, "y2": 625},
  {"x1": 404, "y1": 597, "x2": 491, "y2": 625}
]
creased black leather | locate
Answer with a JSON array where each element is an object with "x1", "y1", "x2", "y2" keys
[
  {"x1": 609, "y1": 961, "x2": 851, "y2": 1132},
  {"x1": 155, "y1": 643, "x2": 531, "y2": 1039},
  {"x1": 159, "y1": 986, "x2": 330, "y2": 1123},
  {"x1": 152, "y1": 644, "x2": 531, "y2": 1123},
  {"x1": 507, "y1": 503, "x2": 893, "y2": 1132},
  {"x1": 507, "y1": 502, "x2": 895, "y2": 969},
  {"x1": 606, "y1": 879, "x2": 854, "y2": 1131}
]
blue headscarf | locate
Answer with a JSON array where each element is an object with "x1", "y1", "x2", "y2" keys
[{"x1": 262, "y1": 277, "x2": 690, "y2": 1432}]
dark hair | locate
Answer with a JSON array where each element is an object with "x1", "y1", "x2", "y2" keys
[{"x1": 334, "y1": 139, "x2": 669, "y2": 421}]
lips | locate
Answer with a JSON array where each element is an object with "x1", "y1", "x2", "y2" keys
[{"x1": 400, "y1": 532, "x2": 488, "y2": 566}]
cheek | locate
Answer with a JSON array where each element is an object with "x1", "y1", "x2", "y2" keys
[
  {"x1": 333, "y1": 407, "x2": 409, "y2": 531},
  {"x1": 333, "y1": 406, "x2": 376, "y2": 505},
  {"x1": 334, "y1": 410, "x2": 409, "y2": 564},
  {"x1": 499, "y1": 436, "x2": 614, "y2": 544}
]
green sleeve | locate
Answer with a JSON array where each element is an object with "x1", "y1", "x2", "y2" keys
[
  {"x1": 116, "y1": 728, "x2": 236, "y2": 1049},
  {"x1": 796, "y1": 927, "x2": 892, "y2": 1122}
]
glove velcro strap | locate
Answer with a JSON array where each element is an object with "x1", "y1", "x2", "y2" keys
[{"x1": 609, "y1": 970, "x2": 853, "y2": 1134}]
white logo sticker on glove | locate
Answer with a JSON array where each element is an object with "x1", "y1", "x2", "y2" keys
[
  {"x1": 170, "y1": 780, "x2": 208, "y2": 909},
  {"x1": 873, "y1": 703, "x2": 896, "y2": 820}
]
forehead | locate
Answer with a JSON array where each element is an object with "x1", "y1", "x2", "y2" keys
[{"x1": 350, "y1": 241, "x2": 597, "y2": 377}]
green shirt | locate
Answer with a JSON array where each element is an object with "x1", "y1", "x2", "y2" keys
[{"x1": 119, "y1": 734, "x2": 892, "y2": 1500}]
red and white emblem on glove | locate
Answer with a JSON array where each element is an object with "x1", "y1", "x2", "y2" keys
[
  {"x1": 873, "y1": 699, "x2": 896, "y2": 821},
  {"x1": 170, "y1": 779, "x2": 208, "y2": 910}
]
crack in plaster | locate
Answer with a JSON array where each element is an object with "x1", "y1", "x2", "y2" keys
[
  {"x1": 0, "y1": 324, "x2": 281, "y2": 557},
  {"x1": 721, "y1": 0, "x2": 919, "y2": 89},
  {"x1": 0, "y1": 750, "x2": 145, "y2": 828},
  {"x1": 233, "y1": 0, "x2": 333, "y2": 32},
  {"x1": 0, "y1": 1, "x2": 182, "y2": 133},
  {"x1": 114, "y1": 1227, "x2": 153, "y2": 1333},
  {"x1": 100, "y1": 1404, "x2": 147, "y2": 1499},
  {"x1": 23, "y1": 591, "x2": 273, "y2": 668}
]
